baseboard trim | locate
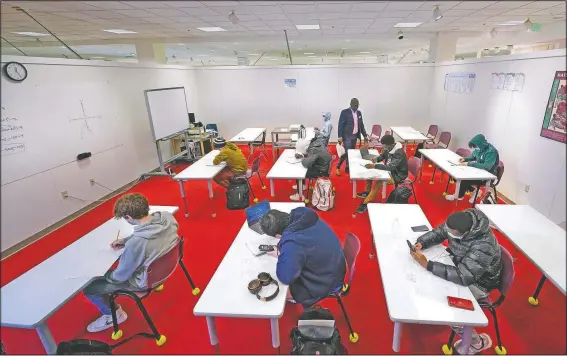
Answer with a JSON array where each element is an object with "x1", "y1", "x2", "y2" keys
[{"x1": 1, "y1": 168, "x2": 161, "y2": 261}]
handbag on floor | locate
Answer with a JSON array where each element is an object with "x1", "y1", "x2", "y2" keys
[{"x1": 290, "y1": 306, "x2": 347, "y2": 355}]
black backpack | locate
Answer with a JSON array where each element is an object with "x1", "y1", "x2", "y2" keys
[
  {"x1": 290, "y1": 306, "x2": 347, "y2": 355},
  {"x1": 226, "y1": 176, "x2": 250, "y2": 210},
  {"x1": 56, "y1": 340, "x2": 113, "y2": 355},
  {"x1": 386, "y1": 185, "x2": 412, "y2": 204}
]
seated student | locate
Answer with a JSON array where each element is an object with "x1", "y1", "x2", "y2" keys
[
  {"x1": 320, "y1": 112, "x2": 333, "y2": 146},
  {"x1": 83, "y1": 193, "x2": 178, "y2": 333},
  {"x1": 447, "y1": 134, "x2": 499, "y2": 204},
  {"x1": 260, "y1": 207, "x2": 346, "y2": 308},
  {"x1": 355, "y1": 134, "x2": 408, "y2": 213},
  {"x1": 212, "y1": 136, "x2": 247, "y2": 189},
  {"x1": 410, "y1": 209, "x2": 502, "y2": 355},
  {"x1": 290, "y1": 131, "x2": 332, "y2": 201}
]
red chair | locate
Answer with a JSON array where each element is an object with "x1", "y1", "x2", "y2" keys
[
  {"x1": 368, "y1": 125, "x2": 383, "y2": 148},
  {"x1": 423, "y1": 124, "x2": 439, "y2": 142},
  {"x1": 397, "y1": 157, "x2": 420, "y2": 203},
  {"x1": 245, "y1": 157, "x2": 266, "y2": 203},
  {"x1": 108, "y1": 236, "x2": 199, "y2": 346},
  {"x1": 455, "y1": 148, "x2": 471, "y2": 157},
  {"x1": 442, "y1": 246, "x2": 514, "y2": 355},
  {"x1": 429, "y1": 132, "x2": 452, "y2": 179}
]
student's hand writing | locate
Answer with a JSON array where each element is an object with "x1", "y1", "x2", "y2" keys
[
  {"x1": 365, "y1": 163, "x2": 375, "y2": 169},
  {"x1": 414, "y1": 242, "x2": 423, "y2": 251},
  {"x1": 295, "y1": 153, "x2": 303, "y2": 159},
  {"x1": 410, "y1": 250, "x2": 428, "y2": 268},
  {"x1": 266, "y1": 249, "x2": 279, "y2": 258},
  {"x1": 110, "y1": 239, "x2": 126, "y2": 250},
  {"x1": 459, "y1": 162, "x2": 468, "y2": 166},
  {"x1": 458, "y1": 157, "x2": 465, "y2": 163}
]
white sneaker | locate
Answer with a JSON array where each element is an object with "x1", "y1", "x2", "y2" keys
[
  {"x1": 292, "y1": 184, "x2": 307, "y2": 191},
  {"x1": 468, "y1": 189, "x2": 480, "y2": 204},
  {"x1": 289, "y1": 193, "x2": 303, "y2": 201},
  {"x1": 445, "y1": 195, "x2": 464, "y2": 201},
  {"x1": 454, "y1": 333, "x2": 492, "y2": 355},
  {"x1": 87, "y1": 308, "x2": 127, "y2": 333}
]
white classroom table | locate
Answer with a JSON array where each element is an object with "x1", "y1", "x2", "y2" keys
[
  {"x1": 0, "y1": 206, "x2": 179, "y2": 355},
  {"x1": 173, "y1": 150, "x2": 224, "y2": 218},
  {"x1": 418, "y1": 149, "x2": 496, "y2": 206},
  {"x1": 477, "y1": 205, "x2": 566, "y2": 299},
  {"x1": 193, "y1": 202, "x2": 303, "y2": 350},
  {"x1": 230, "y1": 128, "x2": 266, "y2": 155},
  {"x1": 367, "y1": 204, "x2": 488, "y2": 354},
  {"x1": 266, "y1": 149, "x2": 308, "y2": 200},
  {"x1": 347, "y1": 149, "x2": 391, "y2": 200},
  {"x1": 271, "y1": 127, "x2": 316, "y2": 160},
  {"x1": 390, "y1": 126, "x2": 429, "y2": 152}
]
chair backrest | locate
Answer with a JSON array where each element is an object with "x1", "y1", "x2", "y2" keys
[
  {"x1": 343, "y1": 233, "x2": 361, "y2": 287},
  {"x1": 438, "y1": 131, "x2": 451, "y2": 148},
  {"x1": 455, "y1": 148, "x2": 471, "y2": 157},
  {"x1": 426, "y1": 124, "x2": 439, "y2": 139},
  {"x1": 371, "y1": 124, "x2": 382, "y2": 138},
  {"x1": 498, "y1": 245, "x2": 515, "y2": 296},
  {"x1": 146, "y1": 237, "x2": 182, "y2": 289},
  {"x1": 407, "y1": 156, "x2": 421, "y2": 180},
  {"x1": 251, "y1": 156, "x2": 261, "y2": 173},
  {"x1": 494, "y1": 161, "x2": 505, "y2": 186}
]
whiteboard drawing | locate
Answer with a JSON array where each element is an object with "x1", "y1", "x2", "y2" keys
[{"x1": 69, "y1": 100, "x2": 102, "y2": 139}]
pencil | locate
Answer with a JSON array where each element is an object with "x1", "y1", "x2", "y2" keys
[{"x1": 116, "y1": 230, "x2": 120, "y2": 241}]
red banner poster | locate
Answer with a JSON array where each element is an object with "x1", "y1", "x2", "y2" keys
[{"x1": 540, "y1": 71, "x2": 567, "y2": 143}]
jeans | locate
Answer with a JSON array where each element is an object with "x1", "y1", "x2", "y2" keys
[
  {"x1": 458, "y1": 180, "x2": 486, "y2": 198},
  {"x1": 83, "y1": 277, "x2": 142, "y2": 315},
  {"x1": 337, "y1": 134, "x2": 358, "y2": 170},
  {"x1": 452, "y1": 284, "x2": 490, "y2": 343}
]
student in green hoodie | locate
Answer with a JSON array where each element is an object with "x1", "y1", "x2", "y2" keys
[{"x1": 446, "y1": 134, "x2": 499, "y2": 204}]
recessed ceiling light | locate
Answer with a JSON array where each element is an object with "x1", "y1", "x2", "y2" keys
[
  {"x1": 308, "y1": 55, "x2": 316, "y2": 58},
  {"x1": 198, "y1": 27, "x2": 226, "y2": 32},
  {"x1": 103, "y1": 29, "x2": 137, "y2": 34},
  {"x1": 304, "y1": 52, "x2": 315, "y2": 54},
  {"x1": 360, "y1": 51, "x2": 370, "y2": 54},
  {"x1": 249, "y1": 53, "x2": 260, "y2": 55},
  {"x1": 11, "y1": 31, "x2": 50, "y2": 36},
  {"x1": 394, "y1": 22, "x2": 423, "y2": 28},
  {"x1": 498, "y1": 20, "x2": 524, "y2": 26},
  {"x1": 295, "y1": 24, "x2": 320, "y2": 30},
  {"x1": 269, "y1": 58, "x2": 278, "y2": 60}
]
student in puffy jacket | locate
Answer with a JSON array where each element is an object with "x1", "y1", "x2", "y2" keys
[
  {"x1": 410, "y1": 209, "x2": 502, "y2": 355},
  {"x1": 259, "y1": 208, "x2": 346, "y2": 308},
  {"x1": 447, "y1": 134, "x2": 499, "y2": 204},
  {"x1": 290, "y1": 131, "x2": 332, "y2": 201},
  {"x1": 212, "y1": 137, "x2": 247, "y2": 188}
]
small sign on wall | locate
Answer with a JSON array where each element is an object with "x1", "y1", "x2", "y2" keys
[
  {"x1": 540, "y1": 71, "x2": 566, "y2": 144},
  {"x1": 444, "y1": 73, "x2": 475, "y2": 93},
  {"x1": 491, "y1": 72, "x2": 525, "y2": 91},
  {"x1": 284, "y1": 78, "x2": 296, "y2": 88}
]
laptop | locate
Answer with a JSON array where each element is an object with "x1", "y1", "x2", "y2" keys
[
  {"x1": 245, "y1": 199, "x2": 271, "y2": 234},
  {"x1": 360, "y1": 147, "x2": 379, "y2": 161}
]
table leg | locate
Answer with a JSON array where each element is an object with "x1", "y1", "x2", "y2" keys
[
  {"x1": 270, "y1": 179, "x2": 275, "y2": 197},
  {"x1": 352, "y1": 180, "x2": 357, "y2": 198},
  {"x1": 206, "y1": 316, "x2": 219, "y2": 346},
  {"x1": 453, "y1": 180, "x2": 461, "y2": 205},
  {"x1": 36, "y1": 323, "x2": 57, "y2": 355},
  {"x1": 392, "y1": 322, "x2": 402, "y2": 352},
  {"x1": 272, "y1": 133, "x2": 276, "y2": 161},
  {"x1": 403, "y1": 141, "x2": 407, "y2": 153},
  {"x1": 270, "y1": 318, "x2": 280, "y2": 348},
  {"x1": 208, "y1": 180, "x2": 216, "y2": 218},
  {"x1": 382, "y1": 180, "x2": 387, "y2": 199},
  {"x1": 529, "y1": 275, "x2": 548, "y2": 305},
  {"x1": 298, "y1": 179, "x2": 304, "y2": 200},
  {"x1": 178, "y1": 180, "x2": 189, "y2": 217},
  {"x1": 458, "y1": 326, "x2": 473, "y2": 355}
]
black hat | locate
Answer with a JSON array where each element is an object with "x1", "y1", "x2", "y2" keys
[
  {"x1": 214, "y1": 137, "x2": 226, "y2": 149},
  {"x1": 446, "y1": 211, "x2": 474, "y2": 233},
  {"x1": 380, "y1": 134, "x2": 395, "y2": 145}
]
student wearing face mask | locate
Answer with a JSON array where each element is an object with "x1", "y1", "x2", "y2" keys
[
  {"x1": 355, "y1": 134, "x2": 408, "y2": 213},
  {"x1": 320, "y1": 112, "x2": 333, "y2": 146},
  {"x1": 82, "y1": 193, "x2": 178, "y2": 333},
  {"x1": 411, "y1": 210, "x2": 502, "y2": 355},
  {"x1": 448, "y1": 134, "x2": 499, "y2": 204}
]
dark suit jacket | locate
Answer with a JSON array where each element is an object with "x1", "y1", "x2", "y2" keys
[{"x1": 337, "y1": 108, "x2": 367, "y2": 140}]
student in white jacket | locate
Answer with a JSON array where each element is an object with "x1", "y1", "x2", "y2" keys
[{"x1": 320, "y1": 112, "x2": 332, "y2": 146}]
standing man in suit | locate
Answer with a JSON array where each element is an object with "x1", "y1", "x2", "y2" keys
[{"x1": 336, "y1": 98, "x2": 368, "y2": 175}]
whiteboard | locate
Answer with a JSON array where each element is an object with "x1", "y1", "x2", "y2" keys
[{"x1": 144, "y1": 87, "x2": 190, "y2": 141}]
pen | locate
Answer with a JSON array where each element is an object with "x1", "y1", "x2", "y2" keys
[{"x1": 116, "y1": 230, "x2": 120, "y2": 241}]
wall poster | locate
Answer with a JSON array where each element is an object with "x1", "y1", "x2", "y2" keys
[{"x1": 540, "y1": 71, "x2": 566, "y2": 143}]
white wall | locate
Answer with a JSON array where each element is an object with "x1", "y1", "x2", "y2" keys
[
  {"x1": 1, "y1": 56, "x2": 199, "y2": 252},
  {"x1": 428, "y1": 49, "x2": 567, "y2": 223},
  {"x1": 194, "y1": 64, "x2": 435, "y2": 141}
]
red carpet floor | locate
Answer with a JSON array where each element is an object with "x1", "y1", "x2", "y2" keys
[{"x1": 1, "y1": 145, "x2": 565, "y2": 355}]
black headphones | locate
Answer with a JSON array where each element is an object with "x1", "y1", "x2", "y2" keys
[{"x1": 247, "y1": 272, "x2": 280, "y2": 302}]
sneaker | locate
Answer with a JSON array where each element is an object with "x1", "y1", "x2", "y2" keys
[
  {"x1": 357, "y1": 192, "x2": 369, "y2": 199},
  {"x1": 336, "y1": 168, "x2": 341, "y2": 176},
  {"x1": 445, "y1": 195, "x2": 464, "y2": 201},
  {"x1": 454, "y1": 333, "x2": 492, "y2": 355},
  {"x1": 468, "y1": 189, "x2": 481, "y2": 204},
  {"x1": 87, "y1": 308, "x2": 127, "y2": 333},
  {"x1": 356, "y1": 203, "x2": 368, "y2": 214},
  {"x1": 292, "y1": 184, "x2": 307, "y2": 191},
  {"x1": 290, "y1": 193, "x2": 302, "y2": 201}
]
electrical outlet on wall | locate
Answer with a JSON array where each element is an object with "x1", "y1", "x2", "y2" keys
[
  {"x1": 90, "y1": 178, "x2": 95, "y2": 186},
  {"x1": 61, "y1": 190, "x2": 68, "y2": 199},
  {"x1": 524, "y1": 184, "x2": 530, "y2": 193}
]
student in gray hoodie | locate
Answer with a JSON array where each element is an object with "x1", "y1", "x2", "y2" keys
[{"x1": 83, "y1": 193, "x2": 178, "y2": 333}]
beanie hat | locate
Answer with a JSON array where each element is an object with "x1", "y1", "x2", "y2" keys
[
  {"x1": 380, "y1": 134, "x2": 395, "y2": 145},
  {"x1": 322, "y1": 112, "x2": 332, "y2": 121},
  {"x1": 446, "y1": 211, "x2": 474, "y2": 233},
  {"x1": 214, "y1": 137, "x2": 226, "y2": 149}
]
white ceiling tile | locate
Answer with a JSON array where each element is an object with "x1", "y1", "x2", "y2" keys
[
  {"x1": 197, "y1": 15, "x2": 229, "y2": 22},
  {"x1": 405, "y1": 10, "x2": 434, "y2": 20},
  {"x1": 85, "y1": 18, "x2": 122, "y2": 25},
  {"x1": 145, "y1": 8, "x2": 188, "y2": 16},
  {"x1": 113, "y1": 9, "x2": 155, "y2": 17},
  {"x1": 9, "y1": 2, "x2": 63, "y2": 11},
  {"x1": 81, "y1": 10, "x2": 126, "y2": 18},
  {"x1": 81, "y1": 1, "x2": 134, "y2": 10},
  {"x1": 240, "y1": 20, "x2": 268, "y2": 27},
  {"x1": 51, "y1": 2, "x2": 102, "y2": 11},
  {"x1": 486, "y1": 2, "x2": 534, "y2": 9},
  {"x1": 124, "y1": 1, "x2": 171, "y2": 9},
  {"x1": 280, "y1": 4, "x2": 317, "y2": 13},
  {"x1": 350, "y1": 2, "x2": 388, "y2": 12},
  {"x1": 345, "y1": 18, "x2": 374, "y2": 28},
  {"x1": 267, "y1": 20, "x2": 293, "y2": 26},
  {"x1": 254, "y1": 30, "x2": 279, "y2": 35},
  {"x1": 384, "y1": 1, "x2": 425, "y2": 11},
  {"x1": 238, "y1": 5, "x2": 283, "y2": 14},
  {"x1": 169, "y1": 15, "x2": 206, "y2": 23},
  {"x1": 344, "y1": 28, "x2": 366, "y2": 34},
  {"x1": 257, "y1": 13, "x2": 289, "y2": 21},
  {"x1": 529, "y1": 5, "x2": 566, "y2": 15},
  {"x1": 179, "y1": 7, "x2": 221, "y2": 16},
  {"x1": 443, "y1": 8, "x2": 480, "y2": 16},
  {"x1": 519, "y1": 1, "x2": 565, "y2": 9},
  {"x1": 116, "y1": 17, "x2": 151, "y2": 24},
  {"x1": 232, "y1": 14, "x2": 260, "y2": 21},
  {"x1": 319, "y1": 19, "x2": 347, "y2": 26},
  {"x1": 321, "y1": 29, "x2": 345, "y2": 34},
  {"x1": 139, "y1": 16, "x2": 172, "y2": 24},
  {"x1": 277, "y1": 1, "x2": 316, "y2": 4},
  {"x1": 57, "y1": 12, "x2": 96, "y2": 20},
  {"x1": 473, "y1": 8, "x2": 507, "y2": 15},
  {"x1": 320, "y1": 24, "x2": 345, "y2": 29},
  {"x1": 270, "y1": 24, "x2": 296, "y2": 30},
  {"x1": 418, "y1": 1, "x2": 460, "y2": 11},
  {"x1": 501, "y1": 8, "x2": 540, "y2": 15},
  {"x1": 287, "y1": 13, "x2": 320, "y2": 20},
  {"x1": 349, "y1": 12, "x2": 380, "y2": 19},
  {"x1": 316, "y1": 12, "x2": 350, "y2": 20},
  {"x1": 239, "y1": 1, "x2": 279, "y2": 5},
  {"x1": 451, "y1": 1, "x2": 496, "y2": 10},
  {"x1": 244, "y1": 25, "x2": 272, "y2": 31},
  {"x1": 161, "y1": 1, "x2": 206, "y2": 7},
  {"x1": 379, "y1": 10, "x2": 413, "y2": 18},
  {"x1": 315, "y1": 3, "x2": 351, "y2": 12}
]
